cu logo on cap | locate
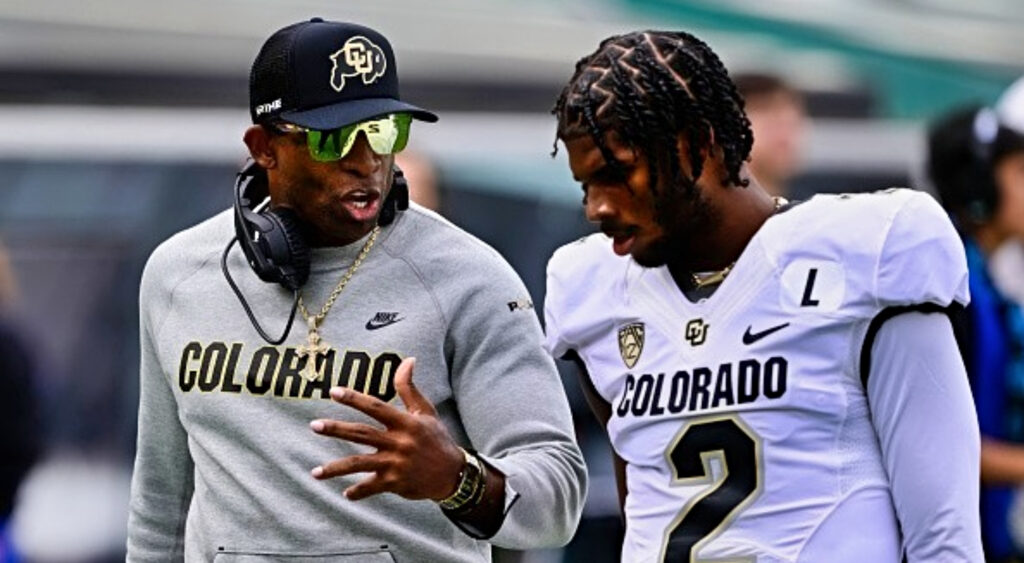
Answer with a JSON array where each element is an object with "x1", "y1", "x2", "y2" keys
[{"x1": 329, "y1": 36, "x2": 387, "y2": 92}]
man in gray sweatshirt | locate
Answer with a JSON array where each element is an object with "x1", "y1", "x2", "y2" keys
[{"x1": 127, "y1": 18, "x2": 587, "y2": 562}]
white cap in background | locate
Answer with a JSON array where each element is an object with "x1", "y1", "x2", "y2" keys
[{"x1": 996, "y1": 76, "x2": 1024, "y2": 135}]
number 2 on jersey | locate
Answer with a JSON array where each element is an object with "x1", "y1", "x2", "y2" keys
[{"x1": 660, "y1": 416, "x2": 763, "y2": 562}]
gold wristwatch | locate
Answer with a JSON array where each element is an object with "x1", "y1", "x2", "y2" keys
[{"x1": 438, "y1": 447, "x2": 486, "y2": 512}]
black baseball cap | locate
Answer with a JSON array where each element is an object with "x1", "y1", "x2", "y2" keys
[{"x1": 249, "y1": 18, "x2": 438, "y2": 130}]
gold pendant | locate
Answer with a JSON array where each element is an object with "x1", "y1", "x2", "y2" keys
[{"x1": 297, "y1": 316, "x2": 329, "y2": 381}]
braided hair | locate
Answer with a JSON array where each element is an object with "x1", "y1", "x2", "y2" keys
[{"x1": 553, "y1": 31, "x2": 752, "y2": 200}]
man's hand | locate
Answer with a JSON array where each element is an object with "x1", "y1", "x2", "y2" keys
[{"x1": 310, "y1": 357, "x2": 466, "y2": 501}]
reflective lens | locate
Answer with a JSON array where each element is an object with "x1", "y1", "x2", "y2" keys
[{"x1": 303, "y1": 114, "x2": 412, "y2": 162}]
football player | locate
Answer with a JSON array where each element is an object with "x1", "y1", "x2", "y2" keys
[{"x1": 545, "y1": 30, "x2": 983, "y2": 562}]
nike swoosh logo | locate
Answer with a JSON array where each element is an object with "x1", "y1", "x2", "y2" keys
[
  {"x1": 365, "y1": 317, "x2": 404, "y2": 330},
  {"x1": 742, "y1": 322, "x2": 790, "y2": 345}
]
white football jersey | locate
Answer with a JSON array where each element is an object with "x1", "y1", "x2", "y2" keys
[{"x1": 545, "y1": 189, "x2": 969, "y2": 562}]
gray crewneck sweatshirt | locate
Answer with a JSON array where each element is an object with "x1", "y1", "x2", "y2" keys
[{"x1": 127, "y1": 204, "x2": 587, "y2": 562}]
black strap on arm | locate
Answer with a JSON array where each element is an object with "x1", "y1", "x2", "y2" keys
[{"x1": 858, "y1": 302, "x2": 966, "y2": 389}]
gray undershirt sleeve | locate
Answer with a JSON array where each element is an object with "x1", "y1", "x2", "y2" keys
[{"x1": 866, "y1": 311, "x2": 983, "y2": 562}]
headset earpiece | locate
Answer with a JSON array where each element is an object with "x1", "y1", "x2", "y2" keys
[
  {"x1": 264, "y1": 207, "x2": 310, "y2": 288},
  {"x1": 392, "y1": 164, "x2": 410, "y2": 212},
  {"x1": 378, "y1": 163, "x2": 409, "y2": 226},
  {"x1": 231, "y1": 158, "x2": 402, "y2": 288},
  {"x1": 232, "y1": 158, "x2": 310, "y2": 290}
]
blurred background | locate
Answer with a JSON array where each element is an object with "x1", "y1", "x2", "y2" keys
[{"x1": 0, "y1": 1, "x2": 1021, "y2": 561}]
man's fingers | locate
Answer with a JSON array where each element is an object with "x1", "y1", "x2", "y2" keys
[
  {"x1": 310, "y1": 420, "x2": 391, "y2": 449},
  {"x1": 330, "y1": 387, "x2": 406, "y2": 428},
  {"x1": 345, "y1": 475, "x2": 391, "y2": 501},
  {"x1": 394, "y1": 357, "x2": 436, "y2": 416},
  {"x1": 311, "y1": 454, "x2": 385, "y2": 480}
]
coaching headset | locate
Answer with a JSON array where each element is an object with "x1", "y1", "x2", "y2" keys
[{"x1": 222, "y1": 158, "x2": 409, "y2": 343}]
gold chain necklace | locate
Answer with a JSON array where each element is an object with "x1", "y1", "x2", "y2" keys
[
  {"x1": 296, "y1": 226, "x2": 380, "y2": 381},
  {"x1": 690, "y1": 196, "x2": 787, "y2": 290},
  {"x1": 690, "y1": 263, "x2": 734, "y2": 289}
]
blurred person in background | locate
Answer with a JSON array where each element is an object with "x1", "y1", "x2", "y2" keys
[
  {"x1": 927, "y1": 76, "x2": 1024, "y2": 563},
  {"x1": 984, "y1": 78, "x2": 1024, "y2": 311},
  {"x1": 395, "y1": 150, "x2": 442, "y2": 211},
  {"x1": 0, "y1": 240, "x2": 41, "y2": 563},
  {"x1": 127, "y1": 18, "x2": 585, "y2": 562},
  {"x1": 547, "y1": 29, "x2": 982, "y2": 562},
  {"x1": 733, "y1": 73, "x2": 808, "y2": 198}
]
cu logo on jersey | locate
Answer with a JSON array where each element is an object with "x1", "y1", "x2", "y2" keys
[
  {"x1": 617, "y1": 323, "x2": 645, "y2": 368},
  {"x1": 685, "y1": 318, "x2": 708, "y2": 346},
  {"x1": 329, "y1": 36, "x2": 387, "y2": 92}
]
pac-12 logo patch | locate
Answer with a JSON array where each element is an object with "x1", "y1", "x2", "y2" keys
[
  {"x1": 618, "y1": 323, "x2": 645, "y2": 368},
  {"x1": 330, "y1": 36, "x2": 387, "y2": 92}
]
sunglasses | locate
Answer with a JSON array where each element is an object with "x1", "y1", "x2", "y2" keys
[{"x1": 273, "y1": 113, "x2": 412, "y2": 162}]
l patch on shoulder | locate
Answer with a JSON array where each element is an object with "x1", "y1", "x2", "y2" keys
[{"x1": 780, "y1": 260, "x2": 845, "y2": 312}]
